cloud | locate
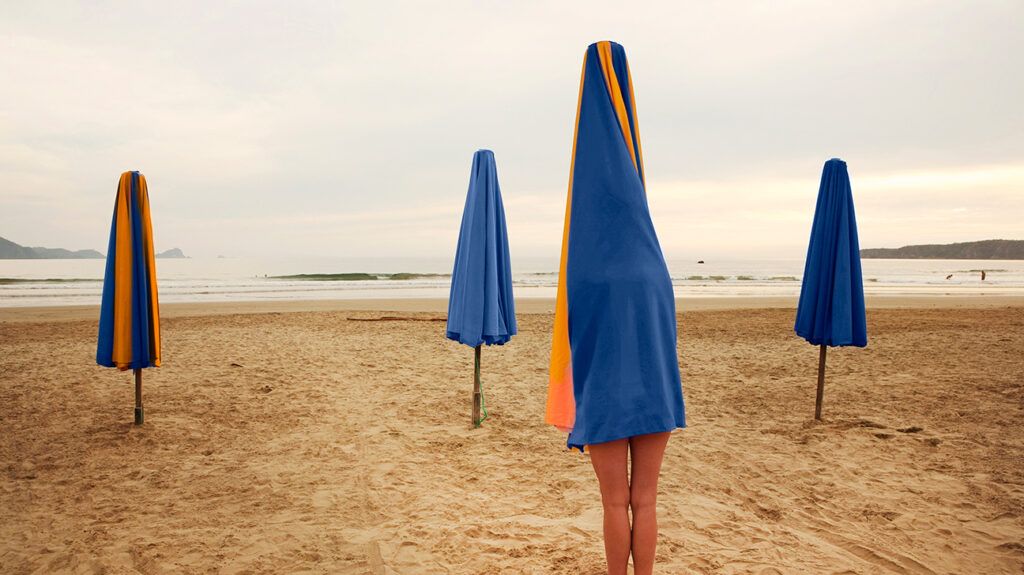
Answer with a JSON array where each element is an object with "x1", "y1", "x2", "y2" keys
[
  {"x1": 1, "y1": 1, "x2": 1021, "y2": 259},
  {"x1": 646, "y1": 161, "x2": 1024, "y2": 259}
]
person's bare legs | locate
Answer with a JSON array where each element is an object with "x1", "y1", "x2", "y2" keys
[
  {"x1": 588, "y1": 438, "x2": 631, "y2": 575},
  {"x1": 628, "y1": 432, "x2": 671, "y2": 575}
]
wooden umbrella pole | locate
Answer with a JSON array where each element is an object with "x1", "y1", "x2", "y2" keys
[
  {"x1": 814, "y1": 344, "x2": 827, "y2": 420},
  {"x1": 472, "y1": 345, "x2": 482, "y2": 427},
  {"x1": 134, "y1": 368, "x2": 144, "y2": 425}
]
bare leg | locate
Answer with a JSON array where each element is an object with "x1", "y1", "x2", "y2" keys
[
  {"x1": 628, "y1": 432, "x2": 671, "y2": 575},
  {"x1": 589, "y1": 438, "x2": 631, "y2": 575}
]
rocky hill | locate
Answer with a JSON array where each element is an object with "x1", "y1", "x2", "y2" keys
[
  {"x1": 0, "y1": 236, "x2": 187, "y2": 259},
  {"x1": 861, "y1": 239, "x2": 1024, "y2": 260},
  {"x1": 0, "y1": 236, "x2": 103, "y2": 259}
]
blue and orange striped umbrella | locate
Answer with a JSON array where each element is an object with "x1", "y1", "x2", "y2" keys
[{"x1": 96, "y1": 171, "x2": 161, "y2": 424}]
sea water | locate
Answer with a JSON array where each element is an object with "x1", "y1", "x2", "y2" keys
[{"x1": 1, "y1": 256, "x2": 1023, "y2": 307}]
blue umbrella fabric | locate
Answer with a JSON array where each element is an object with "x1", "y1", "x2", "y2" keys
[
  {"x1": 446, "y1": 149, "x2": 517, "y2": 348},
  {"x1": 545, "y1": 41, "x2": 685, "y2": 451},
  {"x1": 795, "y1": 158, "x2": 867, "y2": 348}
]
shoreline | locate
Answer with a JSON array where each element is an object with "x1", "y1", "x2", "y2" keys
[{"x1": 2, "y1": 293, "x2": 1023, "y2": 323}]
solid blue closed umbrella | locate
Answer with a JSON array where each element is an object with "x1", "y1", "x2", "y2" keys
[
  {"x1": 446, "y1": 149, "x2": 516, "y2": 426},
  {"x1": 795, "y1": 158, "x2": 867, "y2": 419}
]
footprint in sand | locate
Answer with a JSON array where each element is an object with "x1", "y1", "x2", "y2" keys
[
  {"x1": 996, "y1": 541, "x2": 1024, "y2": 555},
  {"x1": 364, "y1": 541, "x2": 385, "y2": 575}
]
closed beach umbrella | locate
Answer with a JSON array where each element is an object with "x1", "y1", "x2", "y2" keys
[
  {"x1": 446, "y1": 149, "x2": 516, "y2": 427},
  {"x1": 96, "y1": 171, "x2": 161, "y2": 425},
  {"x1": 795, "y1": 158, "x2": 867, "y2": 420},
  {"x1": 545, "y1": 41, "x2": 685, "y2": 451}
]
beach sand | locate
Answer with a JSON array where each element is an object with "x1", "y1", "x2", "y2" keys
[{"x1": 1, "y1": 298, "x2": 1022, "y2": 574}]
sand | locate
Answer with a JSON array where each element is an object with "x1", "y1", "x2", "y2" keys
[
  {"x1": 2, "y1": 293, "x2": 1023, "y2": 323},
  {"x1": 1, "y1": 298, "x2": 1023, "y2": 574}
]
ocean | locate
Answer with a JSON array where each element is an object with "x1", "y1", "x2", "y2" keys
[{"x1": 1, "y1": 256, "x2": 1023, "y2": 307}]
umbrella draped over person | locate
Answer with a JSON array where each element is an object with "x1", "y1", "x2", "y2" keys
[
  {"x1": 96, "y1": 171, "x2": 161, "y2": 370},
  {"x1": 545, "y1": 41, "x2": 685, "y2": 451}
]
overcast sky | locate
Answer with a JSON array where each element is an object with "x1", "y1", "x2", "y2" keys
[{"x1": 2, "y1": 1, "x2": 1021, "y2": 260}]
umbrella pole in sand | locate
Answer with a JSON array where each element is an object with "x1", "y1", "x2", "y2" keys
[
  {"x1": 472, "y1": 345, "x2": 482, "y2": 427},
  {"x1": 134, "y1": 368, "x2": 144, "y2": 425},
  {"x1": 815, "y1": 344, "x2": 826, "y2": 420}
]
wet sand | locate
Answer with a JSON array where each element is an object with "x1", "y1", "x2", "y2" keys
[
  {"x1": 1, "y1": 293, "x2": 1022, "y2": 323},
  {"x1": 1, "y1": 298, "x2": 1022, "y2": 573}
]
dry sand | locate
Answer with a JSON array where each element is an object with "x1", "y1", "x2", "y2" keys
[{"x1": 1, "y1": 298, "x2": 1023, "y2": 574}]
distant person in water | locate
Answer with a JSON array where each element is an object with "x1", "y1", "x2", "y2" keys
[
  {"x1": 946, "y1": 274, "x2": 954, "y2": 280},
  {"x1": 981, "y1": 270, "x2": 987, "y2": 281}
]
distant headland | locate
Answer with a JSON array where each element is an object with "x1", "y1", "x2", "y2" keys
[
  {"x1": 861, "y1": 239, "x2": 1024, "y2": 260},
  {"x1": 0, "y1": 236, "x2": 187, "y2": 259},
  {"x1": 156, "y1": 248, "x2": 188, "y2": 259}
]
